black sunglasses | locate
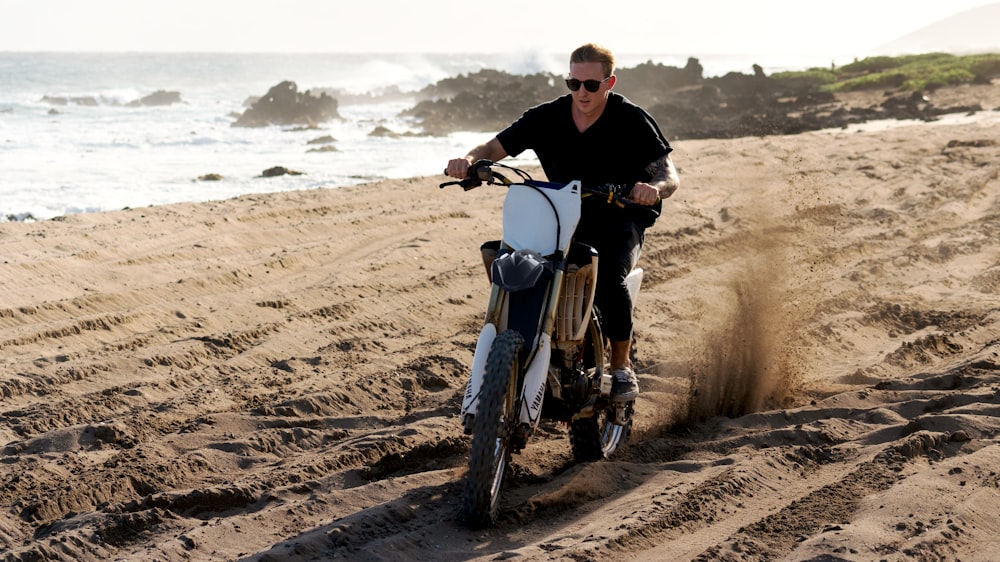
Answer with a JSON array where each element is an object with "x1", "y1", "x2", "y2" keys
[{"x1": 565, "y1": 77, "x2": 610, "y2": 93}]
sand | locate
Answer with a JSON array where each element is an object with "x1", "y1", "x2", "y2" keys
[{"x1": 2, "y1": 95, "x2": 999, "y2": 561}]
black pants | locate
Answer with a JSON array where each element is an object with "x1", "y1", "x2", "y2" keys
[{"x1": 575, "y1": 220, "x2": 643, "y2": 342}]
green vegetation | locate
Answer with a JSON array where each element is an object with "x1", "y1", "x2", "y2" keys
[
  {"x1": 770, "y1": 52, "x2": 1000, "y2": 93},
  {"x1": 768, "y1": 68, "x2": 838, "y2": 93}
]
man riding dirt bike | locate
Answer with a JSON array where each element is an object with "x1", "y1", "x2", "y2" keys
[
  {"x1": 446, "y1": 42, "x2": 679, "y2": 403},
  {"x1": 444, "y1": 43, "x2": 679, "y2": 527}
]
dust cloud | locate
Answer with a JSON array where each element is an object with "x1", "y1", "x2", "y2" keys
[{"x1": 685, "y1": 217, "x2": 799, "y2": 422}]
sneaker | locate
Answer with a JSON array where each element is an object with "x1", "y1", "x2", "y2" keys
[{"x1": 610, "y1": 367, "x2": 639, "y2": 402}]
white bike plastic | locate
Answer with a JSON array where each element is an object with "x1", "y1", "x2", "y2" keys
[
  {"x1": 502, "y1": 180, "x2": 582, "y2": 255},
  {"x1": 461, "y1": 322, "x2": 497, "y2": 417},
  {"x1": 518, "y1": 333, "x2": 551, "y2": 427}
]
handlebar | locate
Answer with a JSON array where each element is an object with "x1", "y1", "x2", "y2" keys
[{"x1": 440, "y1": 160, "x2": 658, "y2": 209}]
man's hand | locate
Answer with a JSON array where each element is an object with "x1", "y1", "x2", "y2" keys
[
  {"x1": 629, "y1": 182, "x2": 660, "y2": 206},
  {"x1": 446, "y1": 138, "x2": 510, "y2": 179},
  {"x1": 445, "y1": 157, "x2": 473, "y2": 179}
]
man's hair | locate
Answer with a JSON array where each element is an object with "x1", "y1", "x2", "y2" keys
[{"x1": 570, "y1": 43, "x2": 615, "y2": 78}]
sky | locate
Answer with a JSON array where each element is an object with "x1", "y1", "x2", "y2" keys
[{"x1": 1, "y1": 0, "x2": 997, "y2": 59}]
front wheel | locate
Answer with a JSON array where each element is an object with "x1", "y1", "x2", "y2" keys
[{"x1": 463, "y1": 329, "x2": 523, "y2": 528}]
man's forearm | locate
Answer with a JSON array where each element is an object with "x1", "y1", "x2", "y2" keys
[
  {"x1": 466, "y1": 137, "x2": 508, "y2": 164},
  {"x1": 646, "y1": 154, "x2": 680, "y2": 198}
]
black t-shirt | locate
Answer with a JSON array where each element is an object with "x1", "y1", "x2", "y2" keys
[{"x1": 496, "y1": 92, "x2": 671, "y2": 231}]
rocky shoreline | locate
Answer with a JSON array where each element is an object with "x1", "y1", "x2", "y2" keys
[
  {"x1": 37, "y1": 55, "x2": 999, "y2": 140},
  {"x1": 402, "y1": 58, "x2": 1000, "y2": 138},
  {"x1": 231, "y1": 57, "x2": 1000, "y2": 139}
]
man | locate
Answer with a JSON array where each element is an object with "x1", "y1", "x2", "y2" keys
[{"x1": 445, "y1": 43, "x2": 679, "y2": 402}]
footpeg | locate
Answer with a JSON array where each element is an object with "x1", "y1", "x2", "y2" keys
[{"x1": 598, "y1": 372, "x2": 613, "y2": 396}]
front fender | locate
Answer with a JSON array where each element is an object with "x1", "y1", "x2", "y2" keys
[{"x1": 461, "y1": 322, "x2": 497, "y2": 417}]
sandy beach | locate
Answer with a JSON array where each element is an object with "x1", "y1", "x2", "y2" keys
[{"x1": 2, "y1": 93, "x2": 999, "y2": 560}]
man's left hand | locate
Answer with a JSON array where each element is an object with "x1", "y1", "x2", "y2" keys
[{"x1": 629, "y1": 182, "x2": 660, "y2": 206}]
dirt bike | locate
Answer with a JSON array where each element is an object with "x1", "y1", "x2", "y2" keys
[{"x1": 439, "y1": 160, "x2": 655, "y2": 528}]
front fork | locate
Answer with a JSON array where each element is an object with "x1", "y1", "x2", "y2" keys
[{"x1": 461, "y1": 268, "x2": 564, "y2": 438}]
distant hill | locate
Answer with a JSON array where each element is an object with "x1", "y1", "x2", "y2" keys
[{"x1": 874, "y1": 3, "x2": 1000, "y2": 55}]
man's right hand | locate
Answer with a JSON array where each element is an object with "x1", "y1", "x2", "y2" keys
[
  {"x1": 445, "y1": 138, "x2": 509, "y2": 179},
  {"x1": 445, "y1": 157, "x2": 473, "y2": 179}
]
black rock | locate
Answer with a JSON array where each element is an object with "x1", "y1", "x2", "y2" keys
[
  {"x1": 127, "y1": 90, "x2": 182, "y2": 107},
  {"x1": 234, "y1": 81, "x2": 340, "y2": 128},
  {"x1": 259, "y1": 166, "x2": 304, "y2": 178}
]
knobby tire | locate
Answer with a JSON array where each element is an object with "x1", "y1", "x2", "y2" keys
[
  {"x1": 569, "y1": 406, "x2": 632, "y2": 462},
  {"x1": 463, "y1": 329, "x2": 523, "y2": 528},
  {"x1": 569, "y1": 315, "x2": 632, "y2": 462}
]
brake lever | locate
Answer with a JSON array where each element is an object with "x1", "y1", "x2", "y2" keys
[{"x1": 439, "y1": 176, "x2": 484, "y2": 190}]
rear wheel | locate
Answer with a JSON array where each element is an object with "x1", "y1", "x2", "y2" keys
[
  {"x1": 463, "y1": 330, "x2": 523, "y2": 528},
  {"x1": 569, "y1": 315, "x2": 633, "y2": 462},
  {"x1": 570, "y1": 405, "x2": 633, "y2": 462}
]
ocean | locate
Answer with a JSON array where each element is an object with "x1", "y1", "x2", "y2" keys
[{"x1": 0, "y1": 51, "x2": 841, "y2": 221}]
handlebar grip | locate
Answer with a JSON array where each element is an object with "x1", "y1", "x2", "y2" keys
[{"x1": 441, "y1": 159, "x2": 493, "y2": 190}]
